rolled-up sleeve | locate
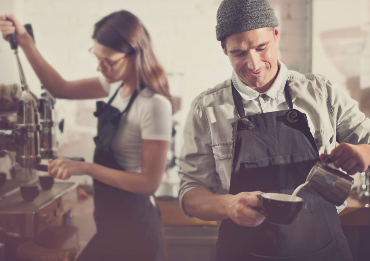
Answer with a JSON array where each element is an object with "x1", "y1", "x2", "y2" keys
[
  {"x1": 327, "y1": 81, "x2": 370, "y2": 144},
  {"x1": 178, "y1": 98, "x2": 220, "y2": 217}
]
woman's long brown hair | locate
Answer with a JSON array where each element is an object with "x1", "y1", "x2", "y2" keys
[{"x1": 92, "y1": 10, "x2": 173, "y2": 110}]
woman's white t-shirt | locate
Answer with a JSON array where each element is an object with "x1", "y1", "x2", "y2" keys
[{"x1": 99, "y1": 76, "x2": 172, "y2": 173}]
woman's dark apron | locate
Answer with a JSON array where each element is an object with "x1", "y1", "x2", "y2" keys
[
  {"x1": 216, "y1": 81, "x2": 353, "y2": 261},
  {"x1": 77, "y1": 85, "x2": 165, "y2": 261}
]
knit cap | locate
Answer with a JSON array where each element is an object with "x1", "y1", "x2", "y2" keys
[{"x1": 216, "y1": 0, "x2": 279, "y2": 41}]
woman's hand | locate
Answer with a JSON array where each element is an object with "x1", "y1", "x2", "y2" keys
[
  {"x1": 0, "y1": 14, "x2": 30, "y2": 47},
  {"x1": 48, "y1": 157, "x2": 88, "y2": 180},
  {"x1": 319, "y1": 143, "x2": 370, "y2": 175}
]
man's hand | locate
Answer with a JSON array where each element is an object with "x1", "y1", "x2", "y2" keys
[
  {"x1": 319, "y1": 143, "x2": 370, "y2": 175},
  {"x1": 224, "y1": 191, "x2": 265, "y2": 227}
]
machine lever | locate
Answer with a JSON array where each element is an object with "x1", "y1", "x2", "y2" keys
[
  {"x1": 5, "y1": 18, "x2": 18, "y2": 50},
  {"x1": 35, "y1": 157, "x2": 85, "y2": 171},
  {"x1": 24, "y1": 24, "x2": 34, "y2": 43}
]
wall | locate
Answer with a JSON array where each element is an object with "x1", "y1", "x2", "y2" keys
[{"x1": 312, "y1": 0, "x2": 370, "y2": 112}]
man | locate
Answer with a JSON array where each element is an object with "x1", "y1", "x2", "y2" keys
[{"x1": 178, "y1": 0, "x2": 370, "y2": 260}]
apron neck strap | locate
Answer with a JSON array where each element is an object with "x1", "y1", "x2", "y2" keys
[
  {"x1": 110, "y1": 89, "x2": 139, "y2": 125},
  {"x1": 284, "y1": 81, "x2": 293, "y2": 110},
  {"x1": 107, "y1": 82, "x2": 124, "y2": 105},
  {"x1": 231, "y1": 79, "x2": 293, "y2": 118},
  {"x1": 231, "y1": 81, "x2": 246, "y2": 118},
  {"x1": 120, "y1": 89, "x2": 138, "y2": 116}
]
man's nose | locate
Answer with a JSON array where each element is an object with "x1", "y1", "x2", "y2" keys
[{"x1": 246, "y1": 51, "x2": 260, "y2": 71}]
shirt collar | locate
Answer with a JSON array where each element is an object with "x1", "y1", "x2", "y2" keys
[{"x1": 231, "y1": 61, "x2": 289, "y2": 101}]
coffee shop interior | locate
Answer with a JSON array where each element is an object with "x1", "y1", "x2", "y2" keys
[{"x1": 0, "y1": 0, "x2": 370, "y2": 260}]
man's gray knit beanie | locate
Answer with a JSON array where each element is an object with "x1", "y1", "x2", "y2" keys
[{"x1": 216, "y1": 0, "x2": 279, "y2": 41}]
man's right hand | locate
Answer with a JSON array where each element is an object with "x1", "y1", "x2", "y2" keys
[
  {"x1": 0, "y1": 14, "x2": 29, "y2": 47},
  {"x1": 224, "y1": 191, "x2": 266, "y2": 227}
]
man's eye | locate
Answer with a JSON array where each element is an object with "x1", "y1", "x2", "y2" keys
[
  {"x1": 235, "y1": 52, "x2": 246, "y2": 57},
  {"x1": 256, "y1": 47, "x2": 266, "y2": 52}
]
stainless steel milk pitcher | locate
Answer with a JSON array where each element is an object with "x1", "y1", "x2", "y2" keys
[{"x1": 305, "y1": 161, "x2": 354, "y2": 206}]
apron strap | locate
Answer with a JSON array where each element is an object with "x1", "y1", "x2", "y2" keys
[
  {"x1": 111, "y1": 89, "x2": 139, "y2": 125},
  {"x1": 107, "y1": 82, "x2": 124, "y2": 105},
  {"x1": 120, "y1": 89, "x2": 138, "y2": 116},
  {"x1": 231, "y1": 79, "x2": 293, "y2": 118},
  {"x1": 231, "y1": 81, "x2": 246, "y2": 118},
  {"x1": 284, "y1": 80, "x2": 293, "y2": 110}
]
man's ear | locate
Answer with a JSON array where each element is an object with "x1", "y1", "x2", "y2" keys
[
  {"x1": 221, "y1": 42, "x2": 227, "y2": 55},
  {"x1": 273, "y1": 28, "x2": 280, "y2": 42}
]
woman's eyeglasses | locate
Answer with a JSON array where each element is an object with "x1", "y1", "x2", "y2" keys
[{"x1": 88, "y1": 47, "x2": 126, "y2": 71}]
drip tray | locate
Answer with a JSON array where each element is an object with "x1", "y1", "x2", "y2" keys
[{"x1": 0, "y1": 180, "x2": 26, "y2": 197}]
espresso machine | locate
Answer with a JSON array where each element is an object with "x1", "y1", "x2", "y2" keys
[{"x1": 0, "y1": 24, "x2": 79, "y2": 260}]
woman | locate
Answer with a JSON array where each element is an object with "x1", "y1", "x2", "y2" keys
[{"x1": 1, "y1": 10, "x2": 172, "y2": 261}]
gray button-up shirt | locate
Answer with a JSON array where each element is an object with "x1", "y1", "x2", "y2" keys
[{"x1": 178, "y1": 62, "x2": 370, "y2": 217}]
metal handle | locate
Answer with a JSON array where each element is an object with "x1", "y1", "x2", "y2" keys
[
  {"x1": 24, "y1": 24, "x2": 34, "y2": 43},
  {"x1": 35, "y1": 157, "x2": 85, "y2": 172},
  {"x1": 35, "y1": 164, "x2": 48, "y2": 172}
]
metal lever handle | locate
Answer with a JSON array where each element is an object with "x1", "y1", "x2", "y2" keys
[
  {"x1": 24, "y1": 24, "x2": 34, "y2": 43},
  {"x1": 5, "y1": 18, "x2": 18, "y2": 50},
  {"x1": 35, "y1": 157, "x2": 85, "y2": 171}
]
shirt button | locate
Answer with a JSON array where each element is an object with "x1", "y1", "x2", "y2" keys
[{"x1": 261, "y1": 94, "x2": 267, "y2": 99}]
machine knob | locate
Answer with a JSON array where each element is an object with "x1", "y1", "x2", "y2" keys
[{"x1": 39, "y1": 214, "x2": 52, "y2": 224}]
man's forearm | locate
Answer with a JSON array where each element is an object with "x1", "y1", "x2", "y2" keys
[{"x1": 183, "y1": 187, "x2": 231, "y2": 221}]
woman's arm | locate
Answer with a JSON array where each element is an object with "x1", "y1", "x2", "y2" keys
[
  {"x1": 49, "y1": 139, "x2": 170, "y2": 195},
  {"x1": 0, "y1": 14, "x2": 107, "y2": 100}
]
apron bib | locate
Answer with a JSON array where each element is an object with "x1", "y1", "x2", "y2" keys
[
  {"x1": 216, "y1": 81, "x2": 353, "y2": 261},
  {"x1": 77, "y1": 84, "x2": 165, "y2": 261}
]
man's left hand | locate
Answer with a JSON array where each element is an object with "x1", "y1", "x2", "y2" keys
[
  {"x1": 48, "y1": 157, "x2": 88, "y2": 180},
  {"x1": 319, "y1": 143, "x2": 370, "y2": 175}
]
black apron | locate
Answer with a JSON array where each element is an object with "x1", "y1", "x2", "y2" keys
[
  {"x1": 77, "y1": 84, "x2": 165, "y2": 261},
  {"x1": 216, "y1": 81, "x2": 353, "y2": 261}
]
